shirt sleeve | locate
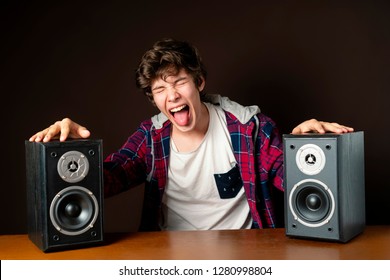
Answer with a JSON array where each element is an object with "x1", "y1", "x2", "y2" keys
[
  {"x1": 102, "y1": 126, "x2": 149, "y2": 198},
  {"x1": 256, "y1": 113, "x2": 284, "y2": 192}
]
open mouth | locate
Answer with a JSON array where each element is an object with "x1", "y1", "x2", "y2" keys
[
  {"x1": 170, "y1": 104, "x2": 190, "y2": 126},
  {"x1": 170, "y1": 104, "x2": 188, "y2": 113}
]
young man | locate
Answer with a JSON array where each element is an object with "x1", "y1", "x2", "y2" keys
[{"x1": 29, "y1": 38, "x2": 354, "y2": 231}]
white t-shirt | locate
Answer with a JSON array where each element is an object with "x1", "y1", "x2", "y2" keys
[{"x1": 160, "y1": 103, "x2": 252, "y2": 230}]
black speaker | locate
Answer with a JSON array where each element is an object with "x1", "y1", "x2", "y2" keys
[
  {"x1": 283, "y1": 132, "x2": 365, "y2": 242},
  {"x1": 25, "y1": 139, "x2": 104, "y2": 252}
]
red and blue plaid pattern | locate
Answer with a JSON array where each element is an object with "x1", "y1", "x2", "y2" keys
[{"x1": 103, "y1": 110, "x2": 284, "y2": 231}]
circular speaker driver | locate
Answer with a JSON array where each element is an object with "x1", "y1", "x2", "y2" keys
[
  {"x1": 57, "y1": 150, "x2": 89, "y2": 183},
  {"x1": 289, "y1": 179, "x2": 335, "y2": 227},
  {"x1": 295, "y1": 144, "x2": 326, "y2": 175},
  {"x1": 49, "y1": 186, "x2": 99, "y2": 236}
]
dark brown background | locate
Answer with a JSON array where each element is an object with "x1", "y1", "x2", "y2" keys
[{"x1": 1, "y1": 1, "x2": 389, "y2": 234}]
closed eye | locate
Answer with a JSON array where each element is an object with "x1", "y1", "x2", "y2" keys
[
  {"x1": 174, "y1": 77, "x2": 189, "y2": 87},
  {"x1": 152, "y1": 87, "x2": 165, "y2": 94},
  {"x1": 151, "y1": 76, "x2": 190, "y2": 94}
]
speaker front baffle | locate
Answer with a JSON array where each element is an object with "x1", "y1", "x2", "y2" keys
[
  {"x1": 25, "y1": 139, "x2": 104, "y2": 252},
  {"x1": 283, "y1": 132, "x2": 365, "y2": 243}
]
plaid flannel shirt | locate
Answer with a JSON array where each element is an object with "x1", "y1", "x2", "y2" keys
[{"x1": 103, "y1": 104, "x2": 284, "y2": 231}]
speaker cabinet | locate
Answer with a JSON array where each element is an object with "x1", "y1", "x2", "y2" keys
[
  {"x1": 25, "y1": 139, "x2": 104, "y2": 252},
  {"x1": 283, "y1": 132, "x2": 365, "y2": 242}
]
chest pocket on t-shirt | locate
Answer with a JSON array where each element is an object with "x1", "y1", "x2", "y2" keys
[{"x1": 214, "y1": 165, "x2": 243, "y2": 199}]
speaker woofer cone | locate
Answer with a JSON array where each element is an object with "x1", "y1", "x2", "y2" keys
[
  {"x1": 50, "y1": 186, "x2": 99, "y2": 236},
  {"x1": 296, "y1": 186, "x2": 330, "y2": 222},
  {"x1": 289, "y1": 179, "x2": 335, "y2": 227}
]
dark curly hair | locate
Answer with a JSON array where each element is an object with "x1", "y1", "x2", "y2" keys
[{"x1": 135, "y1": 38, "x2": 207, "y2": 104}]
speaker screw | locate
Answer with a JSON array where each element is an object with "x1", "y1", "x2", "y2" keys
[
  {"x1": 91, "y1": 231, "x2": 97, "y2": 237},
  {"x1": 290, "y1": 145, "x2": 295, "y2": 150},
  {"x1": 326, "y1": 145, "x2": 331, "y2": 150},
  {"x1": 51, "y1": 152, "x2": 57, "y2": 157},
  {"x1": 53, "y1": 235, "x2": 60, "y2": 241},
  {"x1": 89, "y1": 149, "x2": 95, "y2": 156}
]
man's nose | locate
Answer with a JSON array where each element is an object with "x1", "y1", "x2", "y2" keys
[{"x1": 167, "y1": 86, "x2": 179, "y2": 101}]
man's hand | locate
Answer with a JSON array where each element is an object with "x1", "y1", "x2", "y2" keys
[
  {"x1": 29, "y1": 118, "x2": 91, "y2": 142},
  {"x1": 292, "y1": 119, "x2": 354, "y2": 134}
]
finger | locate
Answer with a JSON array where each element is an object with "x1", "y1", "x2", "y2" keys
[
  {"x1": 321, "y1": 122, "x2": 354, "y2": 134},
  {"x1": 344, "y1": 126, "x2": 354, "y2": 132},
  {"x1": 291, "y1": 126, "x2": 301, "y2": 135},
  {"x1": 291, "y1": 125, "x2": 307, "y2": 134},
  {"x1": 292, "y1": 119, "x2": 325, "y2": 134},
  {"x1": 335, "y1": 123, "x2": 354, "y2": 133},
  {"x1": 29, "y1": 131, "x2": 43, "y2": 142},
  {"x1": 59, "y1": 119, "x2": 71, "y2": 142},
  {"x1": 68, "y1": 120, "x2": 91, "y2": 139},
  {"x1": 43, "y1": 123, "x2": 61, "y2": 142},
  {"x1": 77, "y1": 126, "x2": 91, "y2": 138},
  {"x1": 310, "y1": 121, "x2": 326, "y2": 134},
  {"x1": 29, "y1": 133, "x2": 38, "y2": 142},
  {"x1": 30, "y1": 128, "x2": 51, "y2": 142}
]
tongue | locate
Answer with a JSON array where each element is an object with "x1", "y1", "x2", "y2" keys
[{"x1": 173, "y1": 109, "x2": 190, "y2": 126}]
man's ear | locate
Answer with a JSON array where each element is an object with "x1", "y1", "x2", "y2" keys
[{"x1": 198, "y1": 76, "x2": 205, "y2": 92}]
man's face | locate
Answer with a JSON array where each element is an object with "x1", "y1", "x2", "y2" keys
[{"x1": 151, "y1": 69, "x2": 205, "y2": 133}]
